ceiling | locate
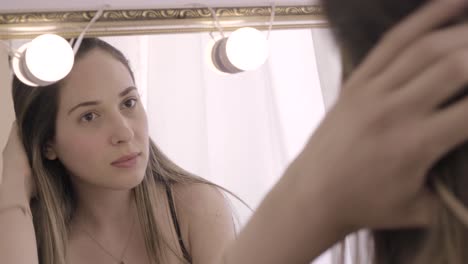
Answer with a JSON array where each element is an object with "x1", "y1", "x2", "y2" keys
[{"x1": 0, "y1": 0, "x2": 318, "y2": 13}]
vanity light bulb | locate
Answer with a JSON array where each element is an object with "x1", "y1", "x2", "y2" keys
[
  {"x1": 210, "y1": 27, "x2": 269, "y2": 74},
  {"x1": 226, "y1": 27, "x2": 269, "y2": 71},
  {"x1": 25, "y1": 34, "x2": 74, "y2": 86}
]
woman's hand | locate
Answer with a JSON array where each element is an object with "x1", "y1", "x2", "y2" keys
[
  {"x1": 293, "y1": 0, "x2": 468, "y2": 231},
  {"x1": 221, "y1": 2, "x2": 468, "y2": 264},
  {"x1": 1, "y1": 122, "x2": 34, "y2": 203}
]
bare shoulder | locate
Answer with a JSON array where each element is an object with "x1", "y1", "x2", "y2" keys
[
  {"x1": 171, "y1": 182, "x2": 236, "y2": 263},
  {"x1": 171, "y1": 182, "x2": 232, "y2": 217}
]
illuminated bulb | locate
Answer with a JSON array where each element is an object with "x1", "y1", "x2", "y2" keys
[
  {"x1": 26, "y1": 34, "x2": 74, "y2": 85},
  {"x1": 226, "y1": 27, "x2": 269, "y2": 71},
  {"x1": 12, "y1": 34, "x2": 74, "y2": 86},
  {"x1": 211, "y1": 27, "x2": 269, "y2": 74}
]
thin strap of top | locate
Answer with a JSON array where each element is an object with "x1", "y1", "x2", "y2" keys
[{"x1": 166, "y1": 185, "x2": 193, "y2": 263}]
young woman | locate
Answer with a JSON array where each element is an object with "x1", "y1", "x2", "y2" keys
[
  {"x1": 2, "y1": 1, "x2": 468, "y2": 263},
  {"x1": 3, "y1": 38, "x2": 235, "y2": 264}
]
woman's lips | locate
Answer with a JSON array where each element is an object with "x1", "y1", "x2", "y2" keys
[{"x1": 111, "y1": 152, "x2": 140, "y2": 168}]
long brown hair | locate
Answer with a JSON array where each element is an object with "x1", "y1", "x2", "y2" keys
[
  {"x1": 12, "y1": 38, "x2": 241, "y2": 264},
  {"x1": 322, "y1": 1, "x2": 468, "y2": 263}
]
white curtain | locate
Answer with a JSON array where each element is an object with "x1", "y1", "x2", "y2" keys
[{"x1": 103, "y1": 28, "x2": 341, "y2": 263}]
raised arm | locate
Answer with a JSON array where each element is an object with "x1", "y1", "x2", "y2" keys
[{"x1": 0, "y1": 123, "x2": 38, "y2": 264}]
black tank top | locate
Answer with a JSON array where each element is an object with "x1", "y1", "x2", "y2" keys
[{"x1": 166, "y1": 185, "x2": 192, "y2": 263}]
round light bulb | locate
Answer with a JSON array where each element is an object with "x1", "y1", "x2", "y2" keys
[
  {"x1": 226, "y1": 27, "x2": 269, "y2": 71},
  {"x1": 25, "y1": 34, "x2": 74, "y2": 85}
]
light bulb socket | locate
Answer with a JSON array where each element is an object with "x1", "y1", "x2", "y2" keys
[
  {"x1": 10, "y1": 42, "x2": 38, "y2": 87},
  {"x1": 211, "y1": 37, "x2": 243, "y2": 74}
]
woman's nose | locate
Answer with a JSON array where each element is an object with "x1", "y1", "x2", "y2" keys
[{"x1": 110, "y1": 115, "x2": 134, "y2": 145}]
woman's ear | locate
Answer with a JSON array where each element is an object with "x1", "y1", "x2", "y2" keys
[{"x1": 44, "y1": 143, "x2": 57, "y2": 160}]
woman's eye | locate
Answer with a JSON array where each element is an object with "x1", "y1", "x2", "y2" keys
[
  {"x1": 80, "y1": 112, "x2": 98, "y2": 122},
  {"x1": 123, "y1": 98, "x2": 137, "y2": 109}
]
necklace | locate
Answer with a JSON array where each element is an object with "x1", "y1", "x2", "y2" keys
[{"x1": 80, "y1": 213, "x2": 136, "y2": 264}]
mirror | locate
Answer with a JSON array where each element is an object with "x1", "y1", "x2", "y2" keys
[{"x1": 0, "y1": 5, "x2": 341, "y2": 226}]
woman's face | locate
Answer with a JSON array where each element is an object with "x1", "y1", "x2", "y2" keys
[{"x1": 47, "y1": 48, "x2": 149, "y2": 190}]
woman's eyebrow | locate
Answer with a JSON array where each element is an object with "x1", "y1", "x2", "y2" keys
[
  {"x1": 119, "y1": 86, "x2": 137, "y2": 97},
  {"x1": 67, "y1": 86, "x2": 137, "y2": 116},
  {"x1": 68, "y1": 101, "x2": 101, "y2": 116}
]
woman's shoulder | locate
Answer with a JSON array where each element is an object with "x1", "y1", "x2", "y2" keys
[
  {"x1": 170, "y1": 182, "x2": 231, "y2": 218},
  {"x1": 171, "y1": 182, "x2": 226, "y2": 200},
  {"x1": 170, "y1": 182, "x2": 235, "y2": 262}
]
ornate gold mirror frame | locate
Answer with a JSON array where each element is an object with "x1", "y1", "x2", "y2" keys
[{"x1": 0, "y1": 5, "x2": 326, "y2": 39}]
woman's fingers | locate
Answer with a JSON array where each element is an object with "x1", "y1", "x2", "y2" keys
[
  {"x1": 423, "y1": 94, "x2": 468, "y2": 160},
  {"x1": 372, "y1": 22, "x2": 468, "y2": 95},
  {"x1": 347, "y1": 0, "x2": 467, "y2": 89},
  {"x1": 392, "y1": 48, "x2": 468, "y2": 111}
]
